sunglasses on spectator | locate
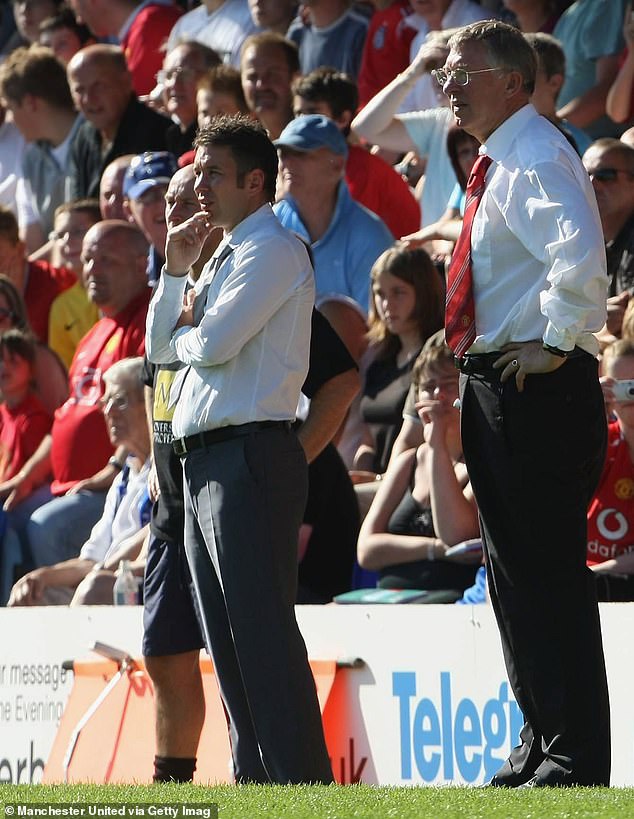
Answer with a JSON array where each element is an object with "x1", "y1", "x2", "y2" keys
[
  {"x1": 432, "y1": 67, "x2": 500, "y2": 87},
  {"x1": 588, "y1": 167, "x2": 634, "y2": 183}
]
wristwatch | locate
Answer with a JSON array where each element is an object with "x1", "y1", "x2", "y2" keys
[
  {"x1": 542, "y1": 344, "x2": 570, "y2": 358},
  {"x1": 108, "y1": 456, "x2": 125, "y2": 471}
]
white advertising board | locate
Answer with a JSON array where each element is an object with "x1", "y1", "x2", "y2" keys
[{"x1": 0, "y1": 604, "x2": 632, "y2": 786}]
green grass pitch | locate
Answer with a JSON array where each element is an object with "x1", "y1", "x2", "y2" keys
[{"x1": 2, "y1": 784, "x2": 634, "y2": 819}]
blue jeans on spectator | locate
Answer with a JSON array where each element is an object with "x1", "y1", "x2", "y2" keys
[{"x1": 27, "y1": 490, "x2": 107, "y2": 568}]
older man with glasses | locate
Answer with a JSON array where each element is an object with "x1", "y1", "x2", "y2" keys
[{"x1": 440, "y1": 20, "x2": 610, "y2": 788}]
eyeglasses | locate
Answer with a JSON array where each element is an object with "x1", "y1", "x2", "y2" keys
[
  {"x1": 100, "y1": 393, "x2": 131, "y2": 412},
  {"x1": 432, "y1": 67, "x2": 501, "y2": 87},
  {"x1": 587, "y1": 167, "x2": 634, "y2": 183},
  {"x1": 156, "y1": 67, "x2": 200, "y2": 85}
]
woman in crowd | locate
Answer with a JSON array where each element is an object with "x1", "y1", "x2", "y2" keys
[{"x1": 351, "y1": 244, "x2": 443, "y2": 483}]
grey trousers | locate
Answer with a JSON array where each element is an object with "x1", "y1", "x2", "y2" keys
[{"x1": 181, "y1": 425, "x2": 333, "y2": 784}]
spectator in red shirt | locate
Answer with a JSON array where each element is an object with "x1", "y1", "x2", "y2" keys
[
  {"x1": 0, "y1": 328, "x2": 53, "y2": 603},
  {"x1": 357, "y1": 0, "x2": 416, "y2": 109},
  {"x1": 68, "y1": 0, "x2": 182, "y2": 96},
  {"x1": 0, "y1": 205, "x2": 76, "y2": 345},
  {"x1": 0, "y1": 220, "x2": 151, "y2": 572},
  {"x1": 292, "y1": 67, "x2": 420, "y2": 239}
]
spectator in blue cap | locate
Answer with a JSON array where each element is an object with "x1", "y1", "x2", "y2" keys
[
  {"x1": 124, "y1": 151, "x2": 178, "y2": 286},
  {"x1": 274, "y1": 114, "x2": 393, "y2": 319}
]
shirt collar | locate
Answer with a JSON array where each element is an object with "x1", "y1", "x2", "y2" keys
[
  {"x1": 224, "y1": 203, "x2": 274, "y2": 249},
  {"x1": 480, "y1": 104, "x2": 537, "y2": 163}
]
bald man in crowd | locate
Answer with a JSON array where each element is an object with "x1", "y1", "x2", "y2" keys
[{"x1": 66, "y1": 44, "x2": 171, "y2": 199}]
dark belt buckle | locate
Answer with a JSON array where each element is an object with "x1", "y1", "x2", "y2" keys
[{"x1": 173, "y1": 438, "x2": 187, "y2": 457}]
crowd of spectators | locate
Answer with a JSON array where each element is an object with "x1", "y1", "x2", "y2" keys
[{"x1": 0, "y1": 0, "x2": 632, "y2": 607}]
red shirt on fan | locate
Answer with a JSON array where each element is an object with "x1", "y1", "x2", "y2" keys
[
  {"x1": 587, "y1": 420, "x2": 634, "y2": 565},
  {"x1": 346, "y1": 144, "x2": 420, "y2": 239},
  {"x1": 122, "y1": 2, "x2": 183, "y2": 97},
  {"x1": 357, "y1": 0, "x2": 416, "y2": 109},
  {"x1": 49, "y1": 288, "x2": 151, "y2": 495},
  {"x1": 0, "y1": 393, "x2": 52, "y2": 482},
  {"x1": 25, "y1": 260, "x2": 76, "y2": 345}
]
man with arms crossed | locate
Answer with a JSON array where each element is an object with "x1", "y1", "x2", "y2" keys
[
  {"x1": 145, "y1": 115, "x2": 333, "y2": 784},
  {"x1": 438, "y1": 21, "x2": 610, "y2": 786}
]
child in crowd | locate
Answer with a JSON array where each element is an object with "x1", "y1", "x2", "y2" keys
[
  {"x1": 587, "y1": 338, "x2": 634, "y2": 600},
  {"x1": 0, "y1": 329, "x2": 53, "y2": 603},
  {"x1": 47, "y1": 199, "x2": 101, "y2": 369},
  {"x1": 350, "y1": 244, "x2": 443, "y2": 483},
  {"x1": 196, "y1": 65, "x2": 249, "y2": 131}
]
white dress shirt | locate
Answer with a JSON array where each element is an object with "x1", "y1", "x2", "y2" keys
[
  {"x1": 469, "y1": 105, "x2": 608, "y2": 356},
  {"x1": 79, "y1": 458, "x2": 150, "y2": 563},
  {"x1": 146, "y1": 204, "x2": 314, "y2": 438}
]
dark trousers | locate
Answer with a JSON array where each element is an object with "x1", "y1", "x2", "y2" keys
[
  {"x1": 460, "y1": 353, "x2": 611, "y2": 786},
  {"x1": 181, "y1": 425, "x2": 333, "y2": 784}
]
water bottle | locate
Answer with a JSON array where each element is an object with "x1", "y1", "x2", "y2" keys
[{"x1": 113, "y1": 559, "x2": 138, "y2": 605}]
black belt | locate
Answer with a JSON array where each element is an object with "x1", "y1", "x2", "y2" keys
[
  {"x1": 454, "y1": 352, "x2": 502, "y2": 375},
  {"x1": 173, "y1": 420, "x2": 291, "y2": 457},
  {"x1": 455, "y1": 347, "x2": 588, "y2": 376}
]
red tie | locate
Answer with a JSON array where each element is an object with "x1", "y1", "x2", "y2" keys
[{"x1": 445, "y1": 154, "x2": 493, "y2": 358}]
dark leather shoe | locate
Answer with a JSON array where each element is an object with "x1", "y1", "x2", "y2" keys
[{"x1": 481, "y1": 770, "x2": 537, "y2": 788}]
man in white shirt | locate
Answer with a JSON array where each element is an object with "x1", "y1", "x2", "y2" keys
[
  {"x1": 440, "y1": 21, "x2": 610, "y2": 787},
  {"x1": 146, "y1": 114, "x2": 333, "y2": 785}
]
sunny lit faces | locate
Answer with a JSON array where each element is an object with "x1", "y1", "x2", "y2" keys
[
  {"x1": 582, "y1": 145, "x2": 634, "y2": 224},
  {"x1": 292, "y1": 95, "x2": 333, "y2": 120},
  {"x1": 127, "y1": 184, "x2": 169, "y2": 251},
  {"x1": 441, "y1": 40, "x2": 510, "y2": 143},
  {"x1": 39, "y1": 26, "x2": 84, "y2": 66},
  {"x1": 67, "y1": 54, "x2": 132, "y2": 138},
  {"x1": 603, "y1": 349, "x2": 634, "y2": 412},
  {"x1": 161, "y1": 45, "x2": 208, "y2": 127},
  {"x1": 99, "y1": 157, "x2": 131, "y2": 220},
  {"x1": 197, "y1": 87, "x2": 244, "y2": 130},
  {"x1": 165, "y1": 165, "x2": 200, "y2": 229},
  {"x1": 80, "y1": 224, "x2": 148, "y2": 315},
  {"x1": 100, "y1": 371, "x2": 145, "y2": 447},
  {"x1": 277, "y1": 145, "x2": 343, "y2": 200},
  {"x1": 193, "y1": 144, "x2": 255, "y2": 232},
  {"x1": 417, "y1": 361, "x2": 459, "y2": 403},
  {"x1": 372, "y1": 270, "x2": 418, "y2": 338},
  {"x1": 52, "y1": 209, "x2": 98, "y2": 274},
  {"x1": 241, "y1": 43, "x2": 293, "y2": 117}
]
